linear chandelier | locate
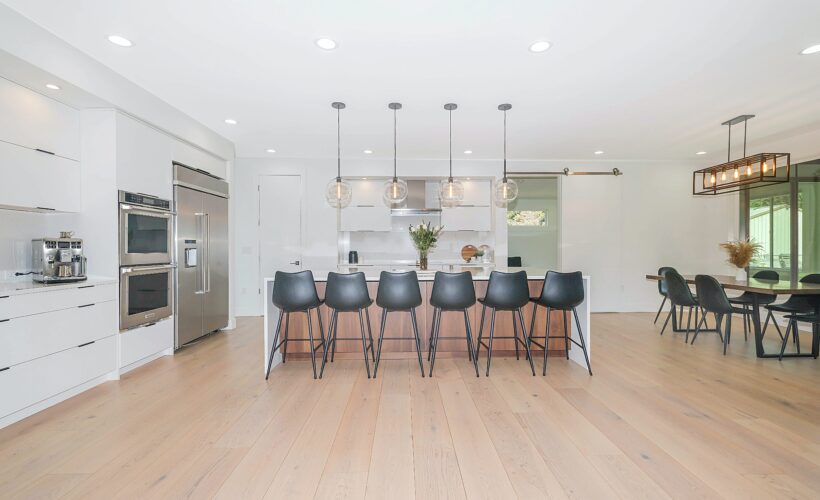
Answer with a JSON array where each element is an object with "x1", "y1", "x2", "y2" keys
[{"x1": 693, "y1": 115, "x2": 790, "y2": 196}]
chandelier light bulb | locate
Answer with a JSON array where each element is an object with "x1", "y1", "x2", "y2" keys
[
  {"x1": 734, "y1": 168, "x2": 739, "y2": 179},
  {"x1": 746, "y1": 164, "x2": 752, "y2": 176}
]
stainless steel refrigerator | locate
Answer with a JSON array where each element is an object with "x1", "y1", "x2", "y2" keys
[{"x1": 173, "y1": 163, "x2": 229, "y2": 348}]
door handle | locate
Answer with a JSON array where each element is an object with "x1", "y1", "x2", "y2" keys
[{"x1": 290, "y1": 260, "x2": 301, "y2": 266}]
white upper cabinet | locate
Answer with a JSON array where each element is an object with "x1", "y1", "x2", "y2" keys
[
  {"x1": 348, "y1": 179, "x2": 385, "y2": 206},
  {"x1": 340, "y1": 206, "x2": 392, "y2": 232},
  {"x1": 172, "y1": 140, "x2": 227, "y2": 180},
  {"x1": 0, "y1": 77, "x2": 80, "y2": 161},
  {"x1": 0, "y1": 140, "x2": 80, "y2": 213},
  {"x1": 116, "y1": 113, "x2": 173, "y2": 199},
  {"x1": 441, "y1": 206, "x2": 492, "y2": 231},
  {"x1": 460, "y1": 180, "x2": 491, "y2": 206}
]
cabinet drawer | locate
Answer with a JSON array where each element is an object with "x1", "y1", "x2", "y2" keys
[
  {"x1": 0, "y1": 283, "x2": 117, "y2": 320},
  {"x1": 120, "y1": 318, "x2": 173, "y2": 368},
  {"x1": 0, "y1": 140, "x2": 80, "y2": 212},
  {"x1": 0, "y1": 77, "x2": 80, "y2": 161},
  {"x1": 0, "y1": 335, "x2": 116, "y2": 418},
  {"x1": 0, "y1": 300, "x2": 117, "y2": 368}
]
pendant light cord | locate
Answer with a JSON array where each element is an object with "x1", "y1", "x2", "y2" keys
[
  {"x1": 393, "y1": 107, "x2": 398, "y2": 181},
  {"x1": 448, "y1": 108, "x2": 453, "y2": 182},
  {"x1": 336, "y1": 107, "x2": 341, "y2": 181},
  {"x1": 503, "y1": 108, "x2": 508, "y2": 182}
]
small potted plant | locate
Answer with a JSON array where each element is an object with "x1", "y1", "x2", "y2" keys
[
  {"x1": 720, "y1": 239, "x2": 761, "y2": 281},
  {"x1": 409, "y1": 221, "x2": 443, "y2": 270}
]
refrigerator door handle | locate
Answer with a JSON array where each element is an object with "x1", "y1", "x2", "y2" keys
[
  {"x1": 195, "y1": 212, "x2": 206, "y2": 294},
  {"x1": 204, "y1": 213, "x2": 211, "y2": 293}
]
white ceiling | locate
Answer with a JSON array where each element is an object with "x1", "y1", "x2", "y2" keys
[{"x1": 4, "y1": 0, "x2": 820, "y2": 162}]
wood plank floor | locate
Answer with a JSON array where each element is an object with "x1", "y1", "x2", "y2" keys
[{"x1": 1, "y1": 313, "x2": 819, "y2": 499}]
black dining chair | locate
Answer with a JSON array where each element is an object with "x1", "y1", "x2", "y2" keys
[
  {"x1": 527, "y1": 271, "x2": 592, "y2": 376},
  {"x1": 427, "y1": 271, "x2": 480, "y2": 377},
  {"x1": 779, "y1": 313, "x2": 820, "y2": 360},
  {"x1": 729, "y1": 270, "x2": 779, "y2": 341},
  {"x1": 266, "y1": 270, "x2": 326, "y2": 380},
  {"x1": 765, "y1": 273, "x2": 820, "y2": 343},
  {"x1": 475, "y1": 271, "x2": 536, "y2": 376},
  {"x1": 661, "y1": 270, "x2": 702, "y2": 343},
  {"x1": 508, "y1": 256, "x2": 523, "y2": 267},
  {"x1": 373, "y1": 271, "x2": 425, "y2": 377},
  {"x1": 654, "y1": 266, "x2": 677, "y2": 324},
  {"x1": 692, "y1": 274, "x2": 754, "y2": 355},
  {"x1": 320, "y1": 272, "x2": 376, "y2": 379}
]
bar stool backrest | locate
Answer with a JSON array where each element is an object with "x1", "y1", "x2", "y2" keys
[
  {"x1": 665, "y1": 271, "x2": 698, "y2": 307},
  {"x1": 325, "y1": 272, "x2": 371, "y2": 311},
  {"x1": 482, "y1": 270, "x2": 530, "y2": 309},
  {"x1": 695, "y1": 274, "x2": 733, "y2": 314},
  {"x1": 658, "y1": 266, "x2": 676, "y2": 296},
  {"x1": 537, "y1": 270, "x2": 584, "y2": 309},
  {"x1": 272, "y1": 270, "x2": 321, "y2": 312},
  {"x1": 376, "y1": 271, "x2": 422, "y2": 310},
  {"x1": 430, "y1": 271, "x2": 476, "y2": 310}
]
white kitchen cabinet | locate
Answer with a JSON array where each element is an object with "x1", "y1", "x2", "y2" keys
[
  {"x1": 441, "y1": 206, "x2": 492, "y2": 231},
  {"x1": 0, "y1": 77, "x2": 80, "y2": 161},
  {"x1": 460, "y1": 180, "x2": 491, "y2": 206},
  {"x1": 340, "y1": 206, "x2": 392, "y2": 231},
  {"x1": 0, "y1": 140, "x2": 81, "y2": 212},
  {"x1": 116, "y1": 113, "x2": 173, "y2": 199},
  {"x1": 173, "y1": 140, "x2": 227, "y2": 180},
  {"x1": 348, "y1": 180, "x2": 384, "y2": 207},
  {"x1": 0, "y1": 335, "x2": 116, "y2": 420},
  {"x1": 120, "y1": 318, "x2": 174, "y2": 369}
]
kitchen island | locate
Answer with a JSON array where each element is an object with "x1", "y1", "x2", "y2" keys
[{"x1": 263, "y1": 267, "x2": 591, "y2": 374}]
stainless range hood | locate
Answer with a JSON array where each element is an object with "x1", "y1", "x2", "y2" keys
[{"x1": 390, "y1": 180, "x2": 442, "y2": 216}]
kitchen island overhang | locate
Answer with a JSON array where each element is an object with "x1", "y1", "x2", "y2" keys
[{"x1": 262, "y1": 267, "x2": 591, "y2": 374}]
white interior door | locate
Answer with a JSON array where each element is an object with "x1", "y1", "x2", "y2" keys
[{"x1": 259, "y1": 175, "x2": 303, "y2": 288}]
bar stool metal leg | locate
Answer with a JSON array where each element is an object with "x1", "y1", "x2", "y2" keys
[
  {"x1": 358, "y1": 309, "x2": 372, "y2": 378},
  {"x1": 542, "y1": 306, "x2": 551, "y2": 376},
  {"x1": 511, "y1": 311, "x2": 520, "y2": 360},
  {"x1": 304, "y1": 310, "x2": 318, "y2": 379},
  {"x1": 409, "y1": 309, "x2": 425, "y2": 377},
  {"x1": 427, "y1": 306, "x2": 438, "y2": 361},
  {"x1": 463, "y1": 309, "x2": 480, "y2": 377},
  {"x1": 571, "y1": 307, "x2": 593, "y2": 375},
  {"x1": 485, "y1": 309, "x2": 497, "y2": 376},
  {"x1": 516, "y1": 307, "x2": 536, "y2": 375},
  {"x1": 429, "y1": 308, "x2": 442, "y2": 377},
  {"x1": 373, "y1": 310, "x2": 389, "y2": 377},
  {"x1": 365, "y1": 308, "x2": 376, "y2": 362},
  {"x1": 281, "y1": 313, "x2": 290, "y2": 363},
  {"x1": 562, "y1": 310, "x2": 570, "y2": 360},
  {"x1": 265, "y1": 310, "x2": 284, "y2": 380},
  {"x1": 319, "y1": 310, "x2": 338, "y2": 379},
  {"x1": 475, "y1": 304, "x2": 487, "y2": 359}
]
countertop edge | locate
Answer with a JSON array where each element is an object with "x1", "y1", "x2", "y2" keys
[{"x1": 0, "y1": 276, "x2": 118, "y2": 296}]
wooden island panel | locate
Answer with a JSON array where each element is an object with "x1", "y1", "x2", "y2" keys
[{"x1": 277, "y1": 279, "x2": 568, "y2": 358}]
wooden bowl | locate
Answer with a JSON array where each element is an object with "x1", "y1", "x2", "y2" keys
[{"x1": 461, "y1": 245, "x2": 478, "y2": 262}]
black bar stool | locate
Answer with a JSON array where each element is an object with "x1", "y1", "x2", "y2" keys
[
  {"x1": 266, "y1": 270, "x2": 325, "y2": 380},
  {"x1": 320, "y1": 272, "x2": 376, "y2": 379},
  {"x1": 527, "y1": 271, "x2": 592, "y2": 376},
  {"x1": 427, "y1": 271, "x2": 480, "y2": 377},
  {"x1": 654, "y1": 266, "x2": 677, "y2": 324},
  {"x1": 692, "y1": 274, "x2": 754, "y2": 355},
  {"x1": 475, "y1": 270, "x2": 535, "y2": 376},
  {"x1": 373, "y1": 271, "x2": 425, "y2": 377}
]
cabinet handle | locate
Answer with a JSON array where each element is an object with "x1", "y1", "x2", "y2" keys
[
  {"x1": 36, "y1": 207, "x2": 56, "y2": 211},
  {"x1": 0, "y1": 295, "x2": 8, "y2": 299},
  {"x1": 35, "y1": 148, "x2": 55, "y2": 155},
  {"x1": 78, "y1": 303, "x2": 95, "y2": 308},
  {"x1": 0, "y1": 319, "x2": 9, "y2": 323},
  {"x1": 77, "y1": 341, "x2": 95, "y2": 348},
  {"x1": 77, "y1": 285, "x2": 95, "y2": 289},
  {"x1": 0, "y1": 367, "x2": 9, "y2": 373}
]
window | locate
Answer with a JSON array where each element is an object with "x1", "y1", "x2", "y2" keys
[
  {"x1": 507, "y1": 210, "x2": 547, "y2": 227},
  {"x1": 744, "y1": 159, "x2": 820, "y2": 281}
]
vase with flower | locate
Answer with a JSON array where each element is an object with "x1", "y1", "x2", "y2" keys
[
  {"x1": 408, "y1": 221, "x2": 443, "y2": 271},
  {"x1": 719, "y1": 239, "x2": 762, "y2": 281}
]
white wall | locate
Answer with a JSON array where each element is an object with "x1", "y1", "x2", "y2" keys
[{"x1": 233, "y1": 157, "x2": 738, "y2": 315}]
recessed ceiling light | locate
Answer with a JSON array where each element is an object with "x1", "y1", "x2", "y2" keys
[
  {"x1": 800, "y1": 44, "x2": 820, "y2": 55},
  {"x1": 529, "y1": 41, "x2": 552, "y2": 53},
  {"x1": 696, "y1": 151, "x2": 707, "y2": 155},
  {"x1": 464, "y1": 150, "x2": 473, "y2": 154},
  {"x1": 45, "y1": 83, "x2": 61, "y2": 90},
  {"x1": 266, "y1": 149, "x2": 276, "y2": 153},
  {"x1": 594, "y1": 150, "x2": 604, "y2": 155},
  {"x1": 107, "y1": 35, "x2": 133, "y2": 47},
  {"x1": 363, "y1": 149, "x2": 373, "y2": 154},
  {"x1": 316, "y1": 38, "x2": 337, "y2": 50},
  {"x1": 224, "y1": 119, "x2": 237, "y2": 125}
]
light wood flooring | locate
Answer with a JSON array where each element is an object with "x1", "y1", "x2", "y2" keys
[{"x1": 1, "y1": 313, "x2": 819, "y2": 499}]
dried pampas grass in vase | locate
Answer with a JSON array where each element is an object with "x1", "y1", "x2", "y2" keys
[{"x1": 719, "y1": 239, "x2": 761, "y2": 281}]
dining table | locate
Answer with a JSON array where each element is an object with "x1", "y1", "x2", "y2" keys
[{"x1": 645, "y1": 274, "x2": 820, "y2": 359}]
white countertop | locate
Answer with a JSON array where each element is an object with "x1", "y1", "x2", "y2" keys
[
  {"x1": 0, "y1": 276, "x2": 118, "y2": 297},
  {"x1": 265, "y1": 267, "x2": 589, "y2": 282}
]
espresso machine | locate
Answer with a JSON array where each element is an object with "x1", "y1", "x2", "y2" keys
[{"x1": 31, "y1": 236, "x2": 87, "y2": 284}]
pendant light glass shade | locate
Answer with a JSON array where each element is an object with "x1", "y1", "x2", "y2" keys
[
  {"x1": 493, "y1": 103, "x2": 518, "y2": 208},
  {"x1": 439, "y1": 103, "x2": 464, "y2": 207},
  {"x1": 383, "y1": 102, "x2": 408, "y2": 205},
  {"x1": 326, "y1": 102, "x2": 352, "y2": 209}
]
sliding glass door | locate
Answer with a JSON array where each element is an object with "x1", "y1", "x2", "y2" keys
[{"x1": 743, "y1": 158, "x2": 820, "y2": 281}]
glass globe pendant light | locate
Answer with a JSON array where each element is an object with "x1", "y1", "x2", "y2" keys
[
  {"x1": 494, "y1": 103, "x2": 518, "y2": 207},
  {"x1": 325, "y1": 102, "x2": 352, "y2": 208},
  {"x1": 383, "y1": 102, "x2": 408, "y2": 205},
  {"x1": 439, "y1": 103, "x2": 464, "y2": 207}
]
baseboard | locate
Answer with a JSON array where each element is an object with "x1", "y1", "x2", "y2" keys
[
  {"x1": 119, "y1": 348, "x2": 173, "y2": 375},
  {"x1": 0, "y1": 372, "x2": 114, "y2": 430}
]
